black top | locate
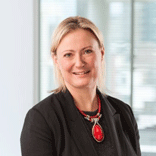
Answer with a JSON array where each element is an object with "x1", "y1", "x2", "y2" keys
[
  {"x1": 82, "y1": 107, "x2": 115, "y2": 155},
  {"x1": 20, "y1": 88, "x2": 141, "y2": 156}
]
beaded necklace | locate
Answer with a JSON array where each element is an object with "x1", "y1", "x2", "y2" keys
[{"x1": 76, "y1": 95, "x2": 104, "y2": 142}]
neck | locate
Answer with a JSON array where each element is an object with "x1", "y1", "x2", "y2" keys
[{"x1": 66, "y1": 85, "x2": 98, "y2": 112}]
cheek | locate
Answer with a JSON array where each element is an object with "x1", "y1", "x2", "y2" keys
[
  {"x1": 91, "y1": 56, "x2": 102, "y2": 73},
  {"x1": 58, "y1": 59, "x2": 73, "y2": 72},
  {"x1": 89, "y1": 56, "x2": 99, "y2": 68}
]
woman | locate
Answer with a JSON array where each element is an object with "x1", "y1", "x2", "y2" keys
[{"x1": 20, "y1": 16, "x2": 141, "y2": 156}]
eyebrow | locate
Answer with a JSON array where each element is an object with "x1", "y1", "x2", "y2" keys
[{"x1": 61, "y1": 46, "x2": 93, "y2": 53}]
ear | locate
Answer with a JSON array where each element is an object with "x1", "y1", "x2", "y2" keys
[
  {"x1": 51, "y1": 54, "x2": 59, "y2": 69},
  {"x1": 51, "y1": 53, "x2": 58, "y2": 67},
  {"x1": 101, "y1": 46, "x2": 105, "y2": 60}
]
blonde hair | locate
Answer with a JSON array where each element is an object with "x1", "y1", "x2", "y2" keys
[{"x1": 50, "y1": 16, "x2": 106, "y2": 94}]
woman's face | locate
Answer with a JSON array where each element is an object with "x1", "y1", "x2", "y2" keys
[{"x1": 53, "y1": 29, "x2": 104, "y2": 90}]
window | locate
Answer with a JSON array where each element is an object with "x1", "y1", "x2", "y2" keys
[{"x1": 39, "y1": 0, "x2": 156, "y2": 155}]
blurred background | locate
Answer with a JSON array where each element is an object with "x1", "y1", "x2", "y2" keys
[{"x1": 0, "y1": 0, "x2": 156, "y2": 155}]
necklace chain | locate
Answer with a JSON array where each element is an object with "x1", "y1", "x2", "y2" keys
[
  {"x1": 75, "y1": 95, "x2": 104, "y2": 142},
  {"x1": 76, "y1": 95, "x2": 101, "y2": 121}
]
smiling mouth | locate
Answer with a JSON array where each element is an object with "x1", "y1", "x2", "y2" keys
[{"x1": 73, "y1": 70, "x2": 90, "y2": 75}]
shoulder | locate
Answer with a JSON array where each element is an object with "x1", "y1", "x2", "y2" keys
[
  {"x1": 104, "y1": 95, "x2": 134, "y2": 121},
  {"x1": 20, "y1": 93, "x2": 62, "y2": 155},
  {"x1": 24, "y1": 92, "x2": 63, "y2": 131},
  {"x1": 33, "y1": 92, "x2": 60, "y2": 111},
  {"x1": 104, "y1": 95, "x2": 141, "y2": 155},
  {"x1": 106, "y1": 95, "x2": 132, "y2": 112},
  {"x1": 104, "y1": 95, "x2": 137, "y2": 131},
  {"x1": 29, "y1": 92, "x2": 62, "y2": 116}
]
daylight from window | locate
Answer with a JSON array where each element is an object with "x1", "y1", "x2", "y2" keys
[{"x1": 40, "y1": 0, "x2": 156, "y2": 155}]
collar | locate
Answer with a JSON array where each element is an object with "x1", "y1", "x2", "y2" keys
[{"x1": 58, "y1": 88, "x2": 117, "y2": 122}]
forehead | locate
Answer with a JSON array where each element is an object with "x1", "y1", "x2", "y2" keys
[{"x1": 58, "y1": 29, "x2": 99, "y2": 48}]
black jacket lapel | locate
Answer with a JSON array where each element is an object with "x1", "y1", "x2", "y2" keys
[
  {"x1": 97, "y1": 89, "x2": 125, "y2": 156},
  {"x1": 98, "y1": 90, "x2": 137, "y2": 156},
  {"x1": 59, "y1": 89, "x2": 98, "y2": 156}
]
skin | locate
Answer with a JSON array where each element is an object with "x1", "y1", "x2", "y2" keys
[{"x1": 52, "y1": 29, "x2": 104, "y2": 111}]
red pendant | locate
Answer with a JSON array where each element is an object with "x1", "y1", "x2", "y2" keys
[{"x1": 92, "y1": 123, "x2": 104, "y2": 142}]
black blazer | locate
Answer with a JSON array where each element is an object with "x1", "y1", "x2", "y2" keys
[{"x1": 20, "y1": 89, "x2": 141, "y2": 156}]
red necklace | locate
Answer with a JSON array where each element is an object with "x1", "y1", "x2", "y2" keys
[{"x1": 76, "y1": 95, "x2": 104, "y2": 142}]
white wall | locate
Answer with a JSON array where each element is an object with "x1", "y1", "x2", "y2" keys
[{"x1": 0, "y1": 1, "x2": 33, "y2": 155}]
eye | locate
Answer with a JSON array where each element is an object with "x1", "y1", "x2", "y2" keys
[
  {"x1": 64, "y1": 53, "x2": 72, "y2": 58},
  {"x1": 85, "y1": 49, "x2": 93, "y2": 54}
]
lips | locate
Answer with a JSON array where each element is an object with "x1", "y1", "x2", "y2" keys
[{"x1": 73, "y1": 70, "x2": 90, "y2": 75}]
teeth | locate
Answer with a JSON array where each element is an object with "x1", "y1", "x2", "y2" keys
[
  {"x1": 74, "y1": 71, "x2": 89, "y2": 75},
  {"x1": 75, "y1": 72, "x2": 85, "y2": 75}
]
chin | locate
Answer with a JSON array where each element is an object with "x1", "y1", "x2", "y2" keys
[{"x1": 73, "y1": 81, "x2": 96, "y2": 89}]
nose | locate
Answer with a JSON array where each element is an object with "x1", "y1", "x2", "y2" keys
[{"x1": 75, "y1": 54, "x2": 85, "y2": 68}]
